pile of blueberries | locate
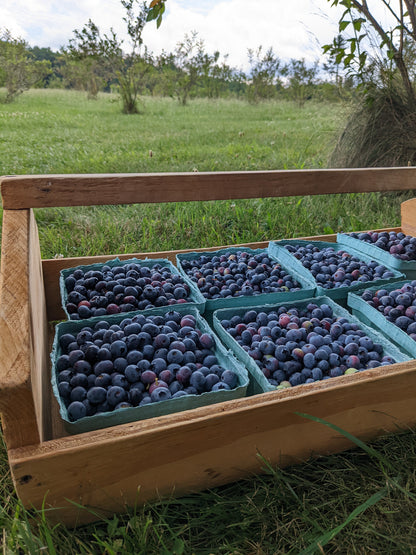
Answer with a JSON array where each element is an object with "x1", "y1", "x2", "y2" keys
[
  {"x1": 56, "y1": 311, "x2": 239, "y2": 422},
  {"x1": 283, "y1": 243, "x2": 395, "y2": 289},
  {"x1": 360, "y1": 281, "x2": 416, "y2": 340},
  {"x1": 64, "y1": 262, "x2": 192, "y2": 320},
  {"x1": 179, "y1": 250, "x2": 302, "y2": 299},
  {"x1": 346, "y1": 231, "x2": 416, "y2": 261},
  {"x1": 219, "y1": 303, "x2": 396, "y2": 388}
]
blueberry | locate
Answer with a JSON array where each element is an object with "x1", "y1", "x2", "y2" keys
[
  {"x1": 94, "y1": 359, "x2": 114, "y2": 376},
  {"x1": 67, "y1": 401, "x2": 87, "y2": 421},
  {"x1": 110, "y1": 340, "x2": 128, "y2": 358},
  {"x1": 107, "y1": 385, "x2": 127, "y2": 406},
  {"x1": 125, "y1": 365, "x2": 141, "y2": 383},
  {"x1": 211, "y1": 382, "x2": 231, "y2": 391},
  {"x1": 172, "y1": 390, "x2": 188, "y2": 398},
  {"x1": 58, "y1": 381, "x2": 71, "y2": 399},
  {"x1": 150, "y1": 387, "x2": 172, "y2": 402},
  {"x1": 87, "y1": 386, "x2": 107, "y2": 405},
  {"x1": 70, "y1": 373, "x2": 89, "y2": 388},
  {"x1": 111, "y1": 373, "x2": 129, "y2": 388},
  {"x1": 221, "y1": 369, "x2": 238, "y2": 389},
  {"x1": 70, "y1": 386, "x2": 87, "y2": 403}
]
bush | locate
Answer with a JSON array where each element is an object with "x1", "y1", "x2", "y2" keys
[{"x1": 329, "y1": 86, "x2": 416, "y2": 168}]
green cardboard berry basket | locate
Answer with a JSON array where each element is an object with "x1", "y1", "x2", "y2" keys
[
  {"x1": 268, "y1": 240, "x2": 404, "y2": 304},
  {"x1": 51, "y1": 304, "x2": 249, "y2": 434},
  {"x1": 175, "y1": 246, "x2": 316, "y2": 318},
  {"x1": 60, "y1": 256, "x2": 206, "y2": 320},
  {"x1": 337, "y1": 232, "x2": 416, "y2": 280},
  {"x1": 212, "y1": 296, "x2": 410, "y2": 396},
  {"x1": 347, "y1": 279, "x2": 416, "y2": 358}
]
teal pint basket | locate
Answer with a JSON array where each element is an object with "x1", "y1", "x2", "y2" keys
[
  {"x1": 51, "y1": 304, "x2": 249, "y2": 434},
  {"x1": 176, "y1": 246, "x2": 316, "y2": 318},
  {"x1": 212, "y1": 296, "x2": 410, "y2": 396},
  {"x1": 337, "y1": 232, "x2": 416, "y2": 280},
  {"x1": 269, "y1": 240, "x2": 404, "y2": 305},
  {"x1": 60, "y1": 256, "x2": 206, "y2": 320},
  {"x1": 348, "y1": 279, "x2": 416, "y2": 358}
]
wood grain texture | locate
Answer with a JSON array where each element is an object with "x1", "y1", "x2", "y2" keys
[
  {"x1": 401, "y1": 198, "x2": 416, "y2": 236},
  {"x1": 0, "y1": 210, "x2": 40, "y2": 448},
  {"x1": 28, "y1": 210, "x2": 51, "y2": 442},
  {"x1": 9, "y1": 359, "x2": 416, "y2": 526},
  {"x1": 2, "y1": 167, "x2": 416, "y2": 209}
]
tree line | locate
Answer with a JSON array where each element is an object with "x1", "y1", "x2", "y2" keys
[{"x1": 0, "y1": 1, "x2": 352, "y2": 112}]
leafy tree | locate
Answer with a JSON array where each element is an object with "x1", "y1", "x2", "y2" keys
[
  {"x1": 66, "y1": 0, "x2": 152, "y2": 113},
  {"x1": 0, "y1": 29, "x2": 51, "y2": 102},
  {"x1": 246, "y1": 46, "x2": 280, "y2": 103},
  {"x1": 202, "y1": 53, "x2": 234, "y2": 99},
  {"x1": 283, "y1": 58, "x2": 318, "y2": 107},
  {"x1": 64, "y1": 20, "x2": 113, "y2": 98},
  {"x1": 173, "y1": 31, "x2": 208, "y2": 105},
  {"x1": 323, "y1": 0, "x2": 416, "y2": 104},
  {"x1": 115, "y1": 0, "x2": 153, "y2": 113},
  {"x1": 324, "y1": 0, "x2": 416, "y2": 168},
  {"x1": 322, "y1": 34, "x2": 353, "y2": 96}
]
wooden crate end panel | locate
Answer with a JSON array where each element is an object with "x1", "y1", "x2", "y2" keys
[
  {"x1": 0, "y1": 210, "x2": 40, "y2": 448},
  {"x1": 401, "y1": 198, "x2": 416, "y2": 236},
  {"x1": 28, "y1": 210, "x2": 51, "y2": 442}
]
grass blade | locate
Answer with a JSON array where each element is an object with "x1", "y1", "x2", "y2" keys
[{"x1": 299, "y1": 486, "x2": 388, "y2": 555}]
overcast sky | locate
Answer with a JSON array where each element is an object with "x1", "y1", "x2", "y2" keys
[{"x1": 1, "y1": 0, "x2": 346, "y2": 70}]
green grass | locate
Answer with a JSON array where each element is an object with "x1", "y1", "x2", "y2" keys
[{"x1": 1, "y1": 89, "x2": 416, "y2": 554}]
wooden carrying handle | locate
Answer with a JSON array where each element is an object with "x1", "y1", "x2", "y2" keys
[{"x1": 2, "y1": 167, "x2": 416, "y2": 209}]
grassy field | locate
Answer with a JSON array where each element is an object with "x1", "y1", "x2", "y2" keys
[{"x1": 1, "y1": 89, "x2": 416, "y2": 554}]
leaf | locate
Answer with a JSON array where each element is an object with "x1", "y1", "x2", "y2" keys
[
  {"x1": 344, "y1": 53, "x2": 354, "y2": 66},
  {"x1": 339, "y1": 20, "x2": 350, "y2": 31},
  {"x1": 336, "y1": 51, "x2": 345, "y2": 64},
  {"x1": 353, "y1": 18, "x2": 366, "y2": 31}
]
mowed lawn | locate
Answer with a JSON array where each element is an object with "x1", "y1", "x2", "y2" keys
[{"x1": 1, "y1": 89, "x2": 416, "y2": 554}]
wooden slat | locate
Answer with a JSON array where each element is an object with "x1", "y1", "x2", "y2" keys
[
  {"x1": 401, "y1": 198, "x2": 416, "y2": 236},
  {"x1": 2, "y1": 167, "x2": 416, "y2": 209},
  {"x1": 9, "y1": 359, "x2": 416, "y2": 526},
  {"x1": 0, "y1": 210, "x2": 40, "y2": 448}
]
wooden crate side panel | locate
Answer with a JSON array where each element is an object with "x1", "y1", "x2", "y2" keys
[
  {"x1": 0, "y1": 210, "x2": 40, "y2": 448},
  {"x1": 9, "y1": 361, "x2": 416, "y2": 526},
  {"x1": 28, "y1": 210, "x2": 51, "y2": 441},
  {"x1": 2, "y1": 167, "x2": 416, "y2": 209},
  {"x1": 401, "y1": 198, "x2": 416, "y2": 236}
]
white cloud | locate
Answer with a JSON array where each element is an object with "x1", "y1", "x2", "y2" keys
[
  {"x1": 142, "y1": 0, "x2": 343, "y2": 69},
  {"x1": 0, "y1": 0, "x2": 343, "y2": 67}
]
